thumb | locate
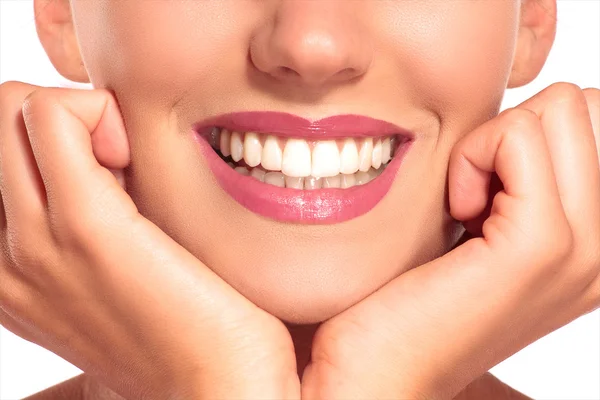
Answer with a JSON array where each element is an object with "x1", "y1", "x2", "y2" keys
[
  {"x1": 22, "y1": 87, "x2": 134, "y2": 218},
  {"x1": 90, "y1": 91, "x2": 130, "y2": 190}
]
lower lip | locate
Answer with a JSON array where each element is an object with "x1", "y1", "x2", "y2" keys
[{"x1": 192, "y1": 132, "x2": 413, "y2": 224}]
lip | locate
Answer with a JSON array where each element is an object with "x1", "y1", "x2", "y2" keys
[
  {"x1": 192, "y1": 111, "x2": 415, "y2": 139},
  {"x1": 192, "y1": 112, "x2": 415, "y2": 224}
]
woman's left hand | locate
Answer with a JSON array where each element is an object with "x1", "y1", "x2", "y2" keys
[{"x1": 301, "y1": 83, "x2": 600, "y2": 399}]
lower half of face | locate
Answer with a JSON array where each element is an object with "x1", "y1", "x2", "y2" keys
[{"x1": 72, "y1": 0, "x2": 520, "y2": 323}]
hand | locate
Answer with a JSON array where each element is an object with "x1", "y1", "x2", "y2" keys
[
  {"x1": 301, "y1": 83, "x2": 600, "y2": 399},
  {"x1": 0, "y1": 82, "x2": 300, "y2": 400}
]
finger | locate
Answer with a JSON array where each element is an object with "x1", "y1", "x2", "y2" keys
[
  {"x1": 20, "y1": 87, "x2": 133, "y2": 220},
  {"x1": 517, "y1": 83, "x2": 600, "y2": 240},
  {"x1": 448, "y1": 107, "x2": 562, "y2": 229},
  {"x1": 0, "y1": 82, "x2": 47, "y2": 231}
]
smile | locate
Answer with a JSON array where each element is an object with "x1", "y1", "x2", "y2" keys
[{"x1": 193, "y1": 112, "x2": 414, "y2": 224}]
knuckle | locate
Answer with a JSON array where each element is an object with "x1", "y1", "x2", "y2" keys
[
  {"x1": 583, "y1": 87, "x2": 600, "y2": 116},
  {"x1": 0, "y1": 81, "x2": 31, "y2": 100},
  {"x1": 545, "y1": 82, "x2": 586, "y2": 104},
  {"x1": 21, "y1": 88, "x2": 51, "y2": 119},
  {"x1": 0, "y1": 81, "x2": 35, "y2": 121},
  {"x1": 582, "y1": 87, "x2": 600, "y2": 104},
  {"x1": 500, "y1": 107, "x2": 541, "y2": 135}
]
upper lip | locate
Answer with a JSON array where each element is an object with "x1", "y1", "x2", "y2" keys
[{"x1": 193, "y1": 111, "x2": 415, "y2": 140}]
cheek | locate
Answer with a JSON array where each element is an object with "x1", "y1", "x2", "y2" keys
[
  {"x1": 70, "y1": 0, "x2": 258, "y2": 103},
  {"x1": 374, "y1": 1, "x2": 520, "y2": 124}
]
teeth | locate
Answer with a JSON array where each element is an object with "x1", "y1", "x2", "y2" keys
[
  {"x1": 372, "y1": 139, "x2": 382, "y2": 169},
  {"x1": 304, "y1": 176, "x2": 322, "y2": 190},
  {"x1": 285, "y1": 176, "x2": 304, "y2": 189},
  {"x1": 340, "y1": 174, "x2": 356, "y2": 188},
  {"x1": 358, "y1": 138, "x2": 373, "y2": 172},
  {"x1": 339, "y1": 138, "x2": 359, "y2": 174},
  {"x1": 311, "y1": 140, "x2": 340, "y2": 178},
  {"x1": 250, "y1": 168, "x2": 266, "y2": 182},
  {"x1": 234, "y1": 166, "x2": 250, "y2": 176},
  {"x1": 382, "y1": 137, "x2": 391, "y2": 164},
  {"x1": 262, "y1": 135, "x2": 283, "y2": 171},
  {"x1": 235, "y1": 166, "x2": 385, "y2": 189},
  {"x1": 244, "y1": 132, "x2": 262, "y2": 167},
  {"x1": 230, "y1": 131, "x2": 244, "y2": 162},
  {"x1": 355, "y1": 171, "x2": 370, "y2": 185},
  {"x1": 264, "y1": 172, "x2": 285, "y2": 187},
  {"x1": 220, "y1": 129, "x2": 231, "y2": 157},
  {"x1": 212, "y1": 128, "x2": 399, "y2": 188},
  {"x1": 282, "y1": 139, "x2": 312, "y2": 177},
  {"x1": 322, "y1": 175, "x2": 341, "y2": 188}
]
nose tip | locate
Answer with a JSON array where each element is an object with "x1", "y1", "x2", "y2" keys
[{"x1": 250, "y1": 6, "x2": 372, "y2": 87}]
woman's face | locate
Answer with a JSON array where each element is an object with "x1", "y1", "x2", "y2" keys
[{"x1": 69, "y1": 0, "x2": 520, "y2": 323}]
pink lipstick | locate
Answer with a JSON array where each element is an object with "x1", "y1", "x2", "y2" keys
[{"x1": 192, "y1": 112, "x2": 414, "y2": 224}]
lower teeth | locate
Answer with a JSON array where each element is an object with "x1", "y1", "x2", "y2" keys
[{"x1": 228, "y1": 163, "x2": 386, "y2": 189}]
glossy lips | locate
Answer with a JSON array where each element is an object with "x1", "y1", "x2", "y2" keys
[{"x1": 192, "y1": 112, "x2": 415, "y2": 224}]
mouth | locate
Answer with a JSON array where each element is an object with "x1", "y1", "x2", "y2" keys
[{"x1": 192, "y1": 112, "x2": 414, "y2": 224}]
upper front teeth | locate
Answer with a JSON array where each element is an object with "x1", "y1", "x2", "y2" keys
[{"x1": 214, "y1": 128, "x2": 396, "y2": 178}]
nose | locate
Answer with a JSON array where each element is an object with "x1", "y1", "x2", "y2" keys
[{"x1": 250, "y1": 2, "x2": 372, "y2": 87}]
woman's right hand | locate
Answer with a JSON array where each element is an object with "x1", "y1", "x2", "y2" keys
[{"x1": 0, "y1": 81, "x2": 300, "y2": 400}]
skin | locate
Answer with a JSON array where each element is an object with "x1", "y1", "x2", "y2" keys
[
  {"x1": 34, "y1": 0, "x2": 539, "y2": 324},
  {"x1": 0, "y1": 0, "x2": 598, "y2": 398}
]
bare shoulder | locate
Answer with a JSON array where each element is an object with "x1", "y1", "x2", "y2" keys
[{"x1": 22, "y1": 373, "x2": 127, "y2": 400}]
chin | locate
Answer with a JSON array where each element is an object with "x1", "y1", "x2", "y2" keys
[{"x1": 222, "y1": 255, "x2": 402, "y2": 324}]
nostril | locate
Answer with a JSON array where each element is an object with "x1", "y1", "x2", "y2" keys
[
  {"x1": 277, "y1": 66, "x2": 301, "y2": 78},
  {"x1": 334, "y1": 68, "x2": 359, "y2": 81}
]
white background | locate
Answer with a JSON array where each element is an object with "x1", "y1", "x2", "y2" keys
[{"x1": 0, "y1": 1, "x2": 599, "y2": 399}]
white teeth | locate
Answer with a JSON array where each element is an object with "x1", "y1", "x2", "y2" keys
[
  {"x1": 282, "y1": 139, "x2": 312, "y2": 177},
  {"x1": 285, "y1": 176, "x2": 304, "y2": 189},
  {"x1": 304, "y1": 176, "x2": 322, "y2": 190},
  {"x1": 233, "y1": 165, "x2": 383, "y2": 189},
  {"x1": 358, "y1": 138, "x2": 373, "y2": 172},
  {"x1": 261, "y1": 135, "x2": 283, "y2": 171},
  {"x1": 340, "y1": 174, "x2": 356, "y2": 188},
  {"x1": 372, "y1": 139, "x2": 382, "y2": 169},
  {"x1": 339, "y1": 138, "x2": 359, "y2": 174},
  {"x1": 311, "y1": 140, "x2": 340, "y2": 178},
  {"x1": 250, "y1": 168, "x2": 266, "y2": 182},
  {"x1": 381, "y1": 137, "x2": 391, "y2": 164},
  {"x1": 230, "y1": 131, "x2": 243, "y2": 162},
  {"x1": 244, "y1": 132, "x2": 262, "y2": 167},
  {"x1": 217, "y1": 128, "x2": 397, "y2": 188},
  {"x1": 322, "y1": 175, "x2": 341, "y2": 188},
  {"x1": 264, "y1": 172, "x2": 285, "y2": 187},
  {"x1": 220, "y1": 129, "x2": 232, "y2": 157}
]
